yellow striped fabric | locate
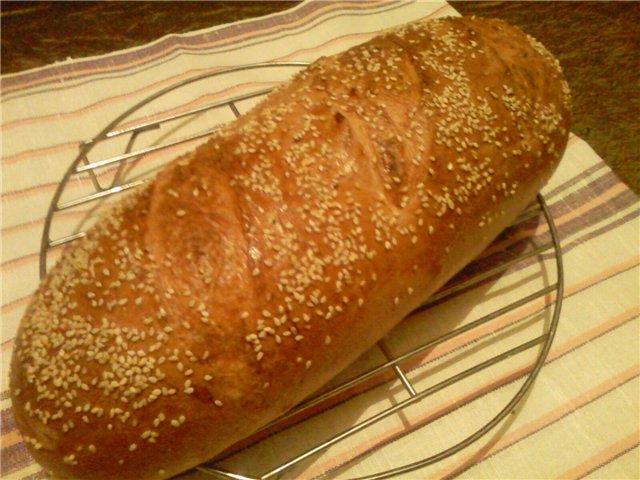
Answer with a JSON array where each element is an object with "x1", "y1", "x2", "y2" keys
[{"x1": 1, "y1": 1, "x2": 638, "y2": 479}]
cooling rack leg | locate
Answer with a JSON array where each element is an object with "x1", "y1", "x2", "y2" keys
[
  {"x1": 229, "y1": 102, "x2": 242, "y2": 118},
  {"x1": 80, "y1": 153, "x2": 106, "y2": 192},
  {"x1": 109, "y1": 130, "x2": 140, "y2": 189},
  {"x1": 378, "y1": 341, "x2": 417, "y2": 397}
]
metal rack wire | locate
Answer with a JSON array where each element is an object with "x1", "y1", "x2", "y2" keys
[{"x1": 39, "y1": 63, "x2": 563, "y2": 480}]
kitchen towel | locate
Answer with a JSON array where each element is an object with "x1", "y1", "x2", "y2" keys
[{"x1": 1, "y1": 1, "x2": 638, "y2": 478}]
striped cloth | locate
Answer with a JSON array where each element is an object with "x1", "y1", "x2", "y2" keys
[{"x1": 1, "y1": 1, "x2": 638, "y2": 478}]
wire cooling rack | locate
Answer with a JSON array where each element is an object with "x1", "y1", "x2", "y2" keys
[{"x1": 40, "y1": 63, "x2": 564, "y2": 480}]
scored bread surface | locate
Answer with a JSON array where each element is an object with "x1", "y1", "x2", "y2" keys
[{"x1": 10, "y1": 16, "x2": 570, "y2": 479}]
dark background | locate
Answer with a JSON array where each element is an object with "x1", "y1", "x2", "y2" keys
[{"x1": 1, "y1": 1, "x2": 638, "y2": 193}]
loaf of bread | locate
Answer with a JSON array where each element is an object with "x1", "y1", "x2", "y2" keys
[{"x1": 10, "y1": 16, "x2": 570, "y2": 479}]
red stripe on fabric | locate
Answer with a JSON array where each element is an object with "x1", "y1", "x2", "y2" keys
[
  {"x1": 437, "y1": 374, "x2": 640, "y2": 480},
  {"x1": 1, "y1": 34, "x2": 362, "y2": 162},
  {"x1": 0, "y1": 1, "x2": 390, "y2": 95},
  {"x1": 1, "y1": 79, "x2": 280, "y2": 134},
  {"x1": 481, "y1": 181, "x2": 631, "y2": 260},
  {"x1": 1, "y1": 4, "x2": 452, "y2": 165},
  {"x1": 558, "y1": 432, "x2": 639, "y2": 480},
  {"x1": 1, "y1": 141, "x2": 79, "y2": 166},
  {"x1": 308, "y1": 357, "x2": 640, "y2": 480},
  {"x1": 0, "y1": 441, "x2": 33, "y2": 478},
  {"x1": 1, "y1": 296, "x2": 31, "y2": 320},
  {"x1": 1, "y1": 430, "x2": 23, "y2": 451},
  {"x1": 1, "y1": 0, "x2": 432, "y2": 111}
]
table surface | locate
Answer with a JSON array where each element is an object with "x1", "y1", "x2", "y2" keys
[{"x1": 1, "y1": 1, "x2": 638, "y2": 194}]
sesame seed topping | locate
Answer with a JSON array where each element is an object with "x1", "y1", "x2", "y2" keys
[{"x1": 10, "y1": 18, "x2": 568, "y2": 463}]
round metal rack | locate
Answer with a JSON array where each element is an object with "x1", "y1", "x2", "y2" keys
[{"x1": 40, "y1": 63, "x2": 564, "y2": 480}]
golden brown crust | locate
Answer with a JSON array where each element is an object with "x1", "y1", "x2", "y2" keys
[{"x1": 10, "y1": 16, "x2": 570, "y2": 479}]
